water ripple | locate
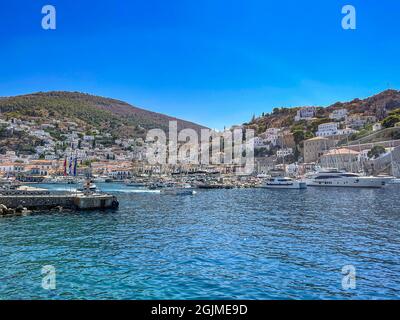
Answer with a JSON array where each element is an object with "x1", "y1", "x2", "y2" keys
[{"x1": 1, "y1": 184, "x2": 400, "y2": 299}]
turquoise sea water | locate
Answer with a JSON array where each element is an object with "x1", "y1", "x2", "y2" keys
[{"x1": 1, "y1": 183, "x2": 400, "y2": 299}]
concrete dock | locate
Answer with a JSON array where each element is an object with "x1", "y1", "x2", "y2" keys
[{"x1": 0, "y1": 192, "x2": 119, "y2": 211}]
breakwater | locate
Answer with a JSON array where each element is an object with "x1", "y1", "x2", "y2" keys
[{"x1": 0, "y1": 192, "x2": 119, "y2": 212}]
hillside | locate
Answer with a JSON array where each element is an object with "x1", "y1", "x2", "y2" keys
[
  {"x1": 247, "y1": 89, "x2": 400, "y2": 135},
  {"x1": 0, "y1": 91, "x2": 207, "y2": 139},
  {"x1": 325, "y1": 89, "x2": 400, "y2": 118},
  {"x1": 243, "y1": 89, "x2": 400, "y2": 161}
]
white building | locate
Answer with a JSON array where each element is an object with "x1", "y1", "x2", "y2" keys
[
  {"x1": 45, "y1": 154, "x2": 58, "y2": 160},
  {"x1": 316, "y1": 123, "x2": 357, "y2": 137},
  {"x1": 346, "y1": 115, "x2": 377, "y2": 129},
  {"x1": 358, "y1": 149, "x2": 370, "y2": 161},
  {"x1": 260, "y1": 128, "x2": 281, "y2": 146},
  {"x1": 294, "y1": 107, "x2": 317, "y2": 122},
  {"x1": 277, "y1": 148, "x2": 293, "y2": 157},
  {"x1": 372, "y1": 123, "x2": 382, "y2": 132},
  {"x1": 265, "y1": 128, "x2": 280, "y2": 135},
  {"x1": 31, "y1": 129, "x2": 51, "y2": 139},
  {"x1": 337, "y1": 128, "x2": 358, "y2": 136},
  {"x1": 316, "y1": 123, "x2": 339, "y2": 137},
  {"x1": 329, "y1": 109, "x2": 348, "y2": 120},
  {"x1": 83, "y1": 135, "x2": 95, "y2": 142},
  {"x1": 253, "y1": 137, "x2": 268, "y2": 148}
]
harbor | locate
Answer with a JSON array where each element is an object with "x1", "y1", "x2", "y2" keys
[
  {"x1": 2, "y1": 0, "x2": 400, "y2": 303},
  {"x1": 1, "y1": 182, "x2": 400, "y2": 299},
  {"x1": 1, "y1": 166, "x2": 398, "y2": 217}
]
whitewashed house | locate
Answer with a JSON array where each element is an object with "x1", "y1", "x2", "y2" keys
[
  {"x1": 372, "y1": 123, "x2": 382, "y2": 132},
  {"x1": 316, "y1": 123, "x2": 339, "y2": 137},
  {"x1": 294, "y1": 107, "x2": 317, "y2": 122},
  {"x1": 329, "y1": 109, "x2": 348, "y2": 120},
  {"x1": 277, "y1": 148, "x2": 293, "y2": 157}
]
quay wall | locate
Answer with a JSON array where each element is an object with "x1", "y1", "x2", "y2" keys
[
  {"x1": 0, "y1": 195, "x2": 75, "y2": 209},
  {"x1": 345, "y1": 139, "x2": 400, "y2": 151}
]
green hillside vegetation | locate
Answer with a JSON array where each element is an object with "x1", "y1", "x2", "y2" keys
[
  {"x1": 382, "y1": 108, "x2": 400, "y2": 128},
  {"x1": 0, "y1": 91, "x2": 207, "y2": 139}
]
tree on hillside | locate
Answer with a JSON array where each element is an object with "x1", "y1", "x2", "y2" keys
[
  {"x1": 382, "y1": 115, "x2": 400, "y2": 128},
  {"x1": 368, "y1": 146, "x2": 386, "y2": 159},
  {"x1": 293, "y1": 130, "x2": 305, "y2": 145},
  {"x1": 388, "y1": 108, "x2": 400, "y2": 116}
]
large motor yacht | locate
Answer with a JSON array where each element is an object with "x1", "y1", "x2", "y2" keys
[
  {"x1": 306, "y1": 169, "x2": 391, "y2": 188},
  {"x1": 261, "y1": 177, "x2": 307, "y2": 189}
]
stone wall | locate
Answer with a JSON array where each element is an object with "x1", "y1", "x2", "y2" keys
[{"x1": 0, "y1": 195, "x2": 75, "y2": 210}]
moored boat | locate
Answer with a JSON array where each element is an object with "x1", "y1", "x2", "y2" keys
[
  {"x1": 160, "y1": 184, "x2": 196, "y2": 195},
  {"x1": 78, "y1": 180, "x2": 98, "y2": 192},
  {"x1": 261, "y1": 177, "x2": 307, "y2": 189},
  {"x1": 306, "y1": 168, "x2": 390, "y2": 188}
]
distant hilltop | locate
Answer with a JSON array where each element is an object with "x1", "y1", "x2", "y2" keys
[{"x1": 0, "y1": 91, "x2": 207, "y2": 139}]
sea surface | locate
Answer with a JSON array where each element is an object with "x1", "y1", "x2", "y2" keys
[{"x1": 1, "y1": 183, "x2": 400, "y2": 299}]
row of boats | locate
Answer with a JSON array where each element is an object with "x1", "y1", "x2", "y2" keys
[
  {"x1": 3, "y1": 168, "x2": 399, "y2": 195},
  {"x1": 124, "y1": 168, "x2": 399, "y2": 192},
  {"x1": 262, "y1": 168, "x2": 399, "y2": 189}
]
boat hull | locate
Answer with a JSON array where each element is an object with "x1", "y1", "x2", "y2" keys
[
  {"x1": 161, "y1": 189, "x2": 196, "y2": 195},
  {"x1": 261, "y1": 182, "x2": 307, "y2": 189},
  {"x1": 307, "y1": 177, "x2": 388, "y2": 188}
]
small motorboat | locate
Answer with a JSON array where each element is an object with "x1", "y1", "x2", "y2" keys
[
  {"x1": 78, "y1": 180, "x2": 98, "y2": 192},
  {"x1": 160, "y1": 184, "x2": 196, "y2": 195},
  {"x1": 126, "y1": 182, "x2": 148, "y2": 188},
  {"x1": 389, "y1": 178, "x2": 400, "y2": 184}
]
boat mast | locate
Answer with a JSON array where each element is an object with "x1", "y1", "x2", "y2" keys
[{"x1": 347, "y1": 136, "x2": 353, "y2": 173}]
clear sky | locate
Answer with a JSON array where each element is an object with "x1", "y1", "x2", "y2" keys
[{"x1": 0, "y1": 0, "x2": 399, "y2": 129}]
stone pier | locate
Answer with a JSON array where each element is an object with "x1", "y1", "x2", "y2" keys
[{"x1": 0, "y1": 193, "x2": 119, "y2": 210}]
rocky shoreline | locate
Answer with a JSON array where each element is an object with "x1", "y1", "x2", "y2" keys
[
  {"x1": 0, "y1": 204, "x2": 76, "y2": 217},
  {"x1": 0, "y1": 204, "x2": 32, "y2": 217}
]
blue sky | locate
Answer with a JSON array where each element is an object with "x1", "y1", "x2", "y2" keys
[{"x1": 0, "y1": 0, "x2": 399, "y2": 129}]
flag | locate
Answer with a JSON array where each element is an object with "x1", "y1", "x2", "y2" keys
[
  {"x1": 63, "y1": 157, "x2": 67, "y2": 176},
  {"x1": 68, "y1": 156, "x2": 73, "y2": 176},
  {"x1": 73, "y1": 157, "x2": 78, "y2": 176}
]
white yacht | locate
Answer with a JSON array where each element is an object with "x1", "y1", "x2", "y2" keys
[
  {"x1": 78, "y1": 181, "x2": 98, "y2": 192},
  {"x1": 160, "y1": 184, "x2": 196, "y2": 195},
  {"x1": 261, "y1": 177, "x2": 307, "y2": 189},
  {"x1": 389, "y1": 178, "x2": 400, "y2": 184},
  {"x1": 306, "y1": 169, "x2": 391, "y2": 188}
]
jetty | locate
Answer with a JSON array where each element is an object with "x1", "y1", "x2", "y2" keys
[{"x1": 0, "y1": 186, "x2": 119, "y2": 215}]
